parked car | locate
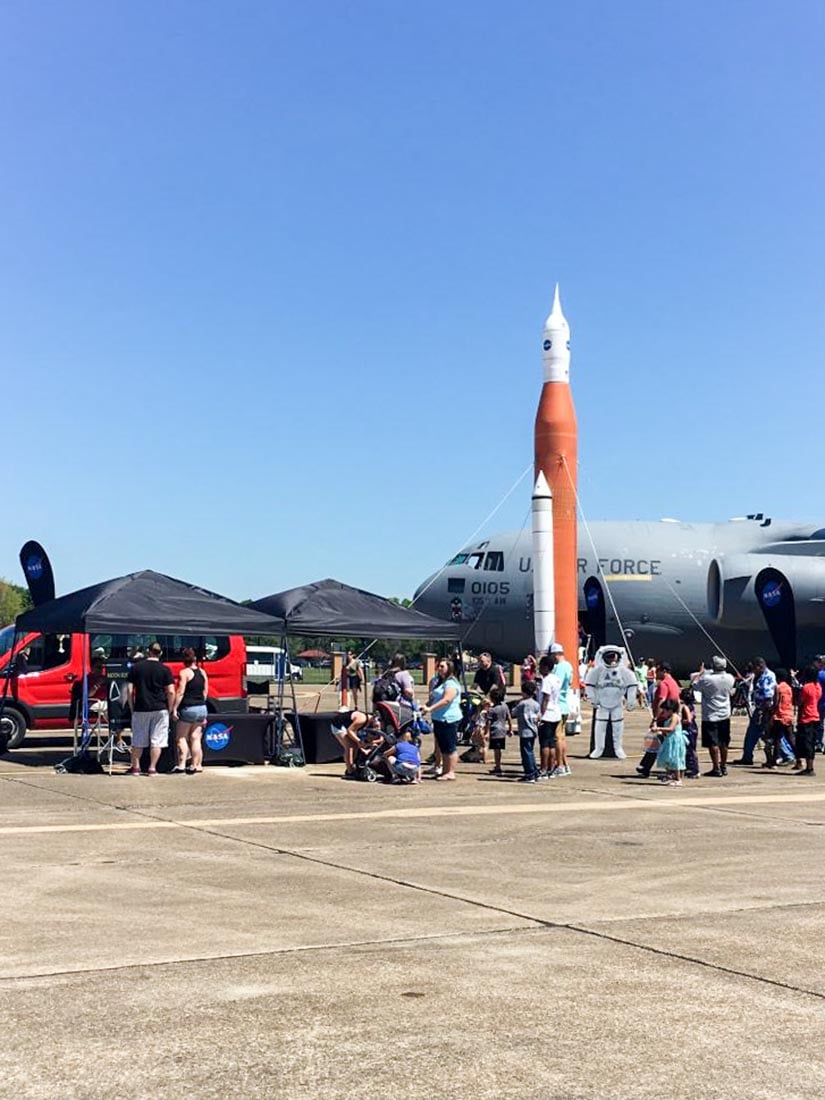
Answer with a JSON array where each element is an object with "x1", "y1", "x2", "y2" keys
[{"x1": 245, "y1": 645, "x2": 303, "y2": 682}]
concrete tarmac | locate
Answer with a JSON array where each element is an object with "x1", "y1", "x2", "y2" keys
[{"x1": 3, "y1": 711, "x2": 825, "y2": 1099}]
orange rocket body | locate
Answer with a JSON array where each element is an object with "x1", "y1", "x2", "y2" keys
[
  {"x1": 534, "y1": 285, "x2": 579, "y2": 680},
  {"x1": 534, "y1": 385, "x2": 578, "y2": 672}
]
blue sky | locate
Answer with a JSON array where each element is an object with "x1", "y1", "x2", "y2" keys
[{"x1": 1, "y1": 1, "x2": 823, "y2": 603}]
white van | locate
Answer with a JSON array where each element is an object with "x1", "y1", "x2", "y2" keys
[{"x1": 246, "y1": 645, "x2": 303, "y2": 682}]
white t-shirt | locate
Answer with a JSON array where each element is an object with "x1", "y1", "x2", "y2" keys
[{"x1": 539, "y1": 672, "x2": 562, "y2": 722}]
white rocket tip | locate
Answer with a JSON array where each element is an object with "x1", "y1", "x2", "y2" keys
[
  {"x1": 532, "y1": 471, "x2": 552, "y2": 498},
  {"x1": 544, "y1": 283, "x2": 566, "y2": 330}
]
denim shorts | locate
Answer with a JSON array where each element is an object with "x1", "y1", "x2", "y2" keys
[
  {"x1": 179, "y1": 705, "x2": 208, "y2": 724},
  {"x1": 433, "y1": 720, "x2": 459, "y2": 755}
]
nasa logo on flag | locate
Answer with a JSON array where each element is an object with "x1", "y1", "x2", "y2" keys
[
  {"x1": 25, "y1": 554, "x2": 43, "y2": 581},
  {"x1": 204, "y1": 722, "x2": 232, "y2": 752}
]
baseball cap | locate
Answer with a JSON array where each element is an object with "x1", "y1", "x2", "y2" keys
[
  {"x1": 549, "y1": 643, "x2": 564, "y2": 654},
  {"x1": 712, "y1": 655, "x2": 727, "y2": 671}
]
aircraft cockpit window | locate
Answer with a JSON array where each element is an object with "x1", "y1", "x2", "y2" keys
[
  {"x1": 448, "y1": 553, "x2": 469, "y2": 565},
  {"x1": 483, "y1": 551, "x2": 505, "y2": 572},
  {"x1": 468, "y1": 552, "x2": 484, "y2": 570}
]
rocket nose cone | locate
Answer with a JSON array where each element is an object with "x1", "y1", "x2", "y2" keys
[
  {"x1": 544, "y1": 283, "x2": 568, "y2": 331},
  {"x1": 532, "y1": 471, "x2": 552, "y2": 497}
]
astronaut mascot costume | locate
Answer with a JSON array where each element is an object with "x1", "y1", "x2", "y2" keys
[{"x1": 584, "y1": 645, "x2": 638, "y2": 760}]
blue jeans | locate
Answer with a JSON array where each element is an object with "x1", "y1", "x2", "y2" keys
[
  {"x1": 741, "y1": 710, "x2": 766, "y2": 762},
  {"x1": 519, "y1": 735, "x2": 538, "y2": 778}
]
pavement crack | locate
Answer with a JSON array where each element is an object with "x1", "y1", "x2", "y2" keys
[
  {"x1": 0, "y1": 925, "x2": 537, "y2": 984},
  {"x1": 128, "y1": 815, "x2": 825, "y2": 1006}
]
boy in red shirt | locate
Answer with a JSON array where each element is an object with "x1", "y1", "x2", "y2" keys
[
  {"x1": 765, "y1": 669, "x2": 794, "y2": 769},
  {"x1": 796, "y1": 667, "x2": 823, "y2": 777}
]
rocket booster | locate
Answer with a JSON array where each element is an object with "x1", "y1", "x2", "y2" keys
[
  {"x1": 534, "y1": 284, "x2": 578, "y2": 669},
  {"x1": 531, "y1": 471, "x2": 555, "y2": 654}
]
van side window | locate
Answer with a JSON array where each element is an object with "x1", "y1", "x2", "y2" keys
[{"x1": 25, "y1": 634, "x2": 72, "y2": 671}]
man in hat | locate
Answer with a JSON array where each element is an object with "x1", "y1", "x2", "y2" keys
[{"x1": 693, "y1": 656, "x2": 736, "y2": 776}]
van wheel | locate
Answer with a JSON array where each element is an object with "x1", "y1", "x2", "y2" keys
[{"x1": 0, "y1": 707, "x2": 26, "y2": 750}]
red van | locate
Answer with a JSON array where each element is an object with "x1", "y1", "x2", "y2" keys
[{"x1": 0, "y1": 628, "x2": 247, "y2": 749}]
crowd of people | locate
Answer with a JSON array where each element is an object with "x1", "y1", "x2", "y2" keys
[{"x1": 330, "y1": 646, "x2": 825, "y2": 788}]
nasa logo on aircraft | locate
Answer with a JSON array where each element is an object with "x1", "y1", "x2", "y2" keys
[
  {"x1": 543, "y1": 339, "x2": 552, "y2": 351},
  {"x1": 204, "y1": 722, "x2": 232, "y2": 751},
  {"x1": 761, "y1": 581, "x2": 783, "y2": 608},
  {"x1": 25, "y1": 554, "x2": 43, "y2": 581}
]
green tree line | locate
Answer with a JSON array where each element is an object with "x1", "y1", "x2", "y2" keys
[{"x1": 0, "y1": 579, "x2": 32, "y2": 627}]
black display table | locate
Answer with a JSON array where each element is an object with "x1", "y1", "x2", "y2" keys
[
  {"x1": 140, "y1": 712, "x2": 274, "y2": 771},
  {"x1": 292, "y1": 710, "x2": 350, "y2": 764}
]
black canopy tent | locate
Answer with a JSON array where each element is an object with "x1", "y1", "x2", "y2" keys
[
  {"x1": 251, "y1": 578, "x2": 460, "y2": 640},
  {"x1": 251, "y1": 578, "x2": 461, "y2": 714},
  {"x1": 14, "y1": 570, "x2": 286, "y2": 636},
  {"x1": 2, "y1": 570, "x2": 286, "y2": 760}
]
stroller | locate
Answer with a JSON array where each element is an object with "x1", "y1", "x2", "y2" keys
[{"x1": 457, "y1": 688, "x2": 486, "y2": 746}]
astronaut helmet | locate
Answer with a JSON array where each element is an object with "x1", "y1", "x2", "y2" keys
[{"x1": 594, "y1": 645, "x2": 627, "y2": 669}]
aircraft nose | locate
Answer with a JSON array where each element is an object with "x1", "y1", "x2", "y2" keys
[{"x1": 413, "y1": 572, "x2": 439, "y2": 610}]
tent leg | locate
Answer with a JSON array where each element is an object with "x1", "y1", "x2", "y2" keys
[
  {"x1": 79, "y1": 635, "x2": 90, "y2": 754},
  {"x1": 285, "y1": 634, "x2": 304, "y2": 762}
]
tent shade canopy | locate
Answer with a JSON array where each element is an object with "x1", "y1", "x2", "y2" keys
[
  {"x1": 15, "y1": 570, "x2": 286, "y2": 636},
  {"x1": 251, "y1": 578, "x2": 460, "y2": 640}
]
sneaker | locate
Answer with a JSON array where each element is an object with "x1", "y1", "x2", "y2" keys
[
  {"x1": 720, "y1": 766, "x2": 728, "y2": 776},
  {"x1": 536, "y1": 772, "x2": 549, "y2": 782},
  {"x1": 562, "y1": 765, "x2": 572, "y2": 776},
  {"x1": 686, "y1": 772, "x2": 700, "y2": 779},
  {"x1": 489, "y1": 767, "x2": 503, "y2": 776},
  {"x1": 114, "y1": 740, "x2": 130, "y2": 755},
  {"x1": 704, "y1": 768, "x2": 723, "y2": 777},
  {"x1": 425, "y1": 765, "x2": 443, "y2": 778},
  {"x1": 635, "y1": 765, "x2": 649, "y2": 776},
  {"x1": 550, "y1": 766, "x2": 564, "y2": 777},
  {"x1": 518, "y1": 775, "x2": 537, "y2": 783},
  {"x1": 730, "y1": 759, "x2": 753, "y2": 766}
]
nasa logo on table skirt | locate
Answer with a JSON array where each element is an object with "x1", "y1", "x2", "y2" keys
[{"x1": 204, "y1": 722, "x2": 232, "y2": 751}]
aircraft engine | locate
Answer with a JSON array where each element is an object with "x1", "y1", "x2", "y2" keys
[{"x1": 707, "y1": 554, "x2": 825, "y2": 630}]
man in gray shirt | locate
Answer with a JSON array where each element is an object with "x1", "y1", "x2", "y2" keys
[{"x1": 693, "y1": 655, "x2": 735, "y2": 777}]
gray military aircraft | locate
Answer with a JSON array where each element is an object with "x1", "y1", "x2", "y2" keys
[{"x1": 413, "y1": 515, "x2": 825, "y2": 674}]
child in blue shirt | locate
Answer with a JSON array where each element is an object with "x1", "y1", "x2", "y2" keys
[{"x1": 386, "y1": 728, "x2": 421, "y2": 784}]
